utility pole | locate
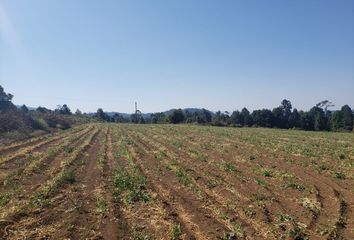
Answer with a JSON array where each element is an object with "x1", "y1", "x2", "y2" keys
[
  {"x1": 134, "y1": 101, "x2": 142, "y2": 124},
  {"x1": 135, "y1": 102, "x2": 138, "y2": 123}
]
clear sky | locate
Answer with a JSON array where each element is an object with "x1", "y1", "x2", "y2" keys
[{"x1": 1, "y1": 0, "x2": 353, "y2": 113}]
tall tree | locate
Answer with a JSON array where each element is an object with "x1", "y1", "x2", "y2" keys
[
  {"x1": 0, "y1": 85, "x2": 16, "y2": 111},
  {"x1": 310, "y1": 106, "x2": 326, "y2": 131},
  {"x1": 316, "y1": 100, "x2": 334, "y2": 113},
  {"x1": 96, "y1": 108, "x2": 109, "y2": 121},
  {"x1": 272, "y1": 107, "x2": 284, "y2": 128},
  {"x1": 230, "y1": 110, "x2": 242, "y2": 125},
  {"x1": 341, "y1": 105, "x2": 353, "y2": 131},
  {"x1": 288, "y1": 108, "x2": 301, "y2": 128},
  {"x1": 330, "y1": 111, "x2": 342, "y2": 131},
  {"x1": 59, "y1": 104, "x2": 72, "y2": 115},
  {"x1": 240, "y1": 108, "x2": 252, "y2": 126}
]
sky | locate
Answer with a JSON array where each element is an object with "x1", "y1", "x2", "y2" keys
[{"x1": 0, "y1": 0, "x2": 353, "y2": 113}]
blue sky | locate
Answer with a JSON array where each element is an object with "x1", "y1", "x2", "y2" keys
[{"x1": 1, "y1": 0, "x2": 353, "y2": 113}]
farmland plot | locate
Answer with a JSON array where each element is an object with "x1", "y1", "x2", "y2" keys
[{"x1": 0, "y1": 123, "x2": 353, "y2": 239}]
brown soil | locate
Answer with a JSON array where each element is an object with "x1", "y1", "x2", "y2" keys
[{"x1": 0, "y1": 123, "x2": 352, "y2": 240}]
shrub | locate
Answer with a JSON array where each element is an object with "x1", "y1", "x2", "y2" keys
[{"x1": 32, "y1": 118, "x2": 50, "y2": 131}]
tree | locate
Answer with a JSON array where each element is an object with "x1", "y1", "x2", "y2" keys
[
  {"x1": 316, "y1": 100, "x2": 334, "y2": 113},
  {"x1": 0, "y1": 85, "x2": 16, "y2": 111},
  {"x1": 330, "y1": 111, "x2": 342, "y2": 131},
  {"x1": 230, "y1": 110, "x2": 242, "y2": 125},
  {"x1": 309, "y1": 106, "x2": 326, "y2": 131},
  {"x1": 341, "y1": 105, "x2": 353, "y2": 131},
  {"x1": 36, "y1": 106, "x2": 51, "y2": 113},
  {"x1": 96, "y1": 108, "x2": 109, "y2": 121},
  {"x1": 281, "y1": 99, "x2": 292, "y2": 114},
  {"x1": 184, "y1": 110, "x2": 195, "y2": 123},
  {"x1": 56, "y1": 104, "x2": 72, "y2": 115},
  {"x1": 113, "y1": 113, "x2": 127, "y2": 123},
  {"x1": 195, "y1": 109, "x2": 212, "y2": 124},
  {"x1": 272, "y1": 107, "x2": 284, "y2": 128},
  {"x1": 75, "y1": 109, "x2": 82, "y2": 116},
  {"x1": 300, "y1": 112, "x2": 314, "y2": 131},
  {"x1": 168, "y1": 109, "x2": 185, "y2": 124},
  {"x1": 240, "y1": 108, "x2": 252, "y2": 126},
  {"x1": 20, "y1": 104, "x2": 29, "y2": 113},
  {"x1": 212, "y1": 111, "x2": 226, "y2": 126},
  {"x1": 288, "y1": 108, "x2": 301, "y2": 128},
  {"x1": 252, "y1": 109, "x2": 273, "y2": 128},
  {"x1": 272, "y1": 99, "x2": 293, "y2": 128},
  {"x1": 151, "y1": 112, "x2": 166, "y2": 124}
]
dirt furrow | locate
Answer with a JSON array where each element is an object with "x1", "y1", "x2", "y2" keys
[
  {"x1": 144, "y1": 126, "x2": 352, "y2": 239},
  {"x1": 121, "y1": 128, "x2": 232, "y2": 240},
  {"x1": 0, "y1": 127, "x2": 100, "y2": 239},
  {"x1": 129, "y1": 127, "x2": 301, "y2": 238},
  {"x1": 100, "y1": 127, "x2": 132, "y2": 239},
  {"x1": 62, "y1": 128, "x2": 104, "y2": 239},
  {"x1": 0, "y1": 126, "x2": 85, "y2": 156},
  {"x1": 0, "y1": 126, "x2": 92, "y2": 189},
  {"x1": 0, "y1": 127, "x2": 85, "y2": 167},
  {"x1": 109, "y1": 126, "x2": 177, "y2": 240}
]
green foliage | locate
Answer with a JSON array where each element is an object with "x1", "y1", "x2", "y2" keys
[
  {"x1": 223, "y1": 162, "x2": 237, "y2": 173},
  {"x1": 0, "y1": 192, "x2": 13, "y2": 206},
  {"x1": 169, "y1": 109, "x2": 185, "y2": 124},
  {"x1": 310, "y1": 106, "x2": 327, "y2": 131},
  {"x1": 289, "y1": 225, "x2": 305, "y2": 240},
  {"x1": 230, "y1": 110, "x2": 242, "y2": 125},
  {"x1": 112, "y1": 168, "x2": 149, "y2": 203},
  {"x1": 150, "y1": 112, "x2": 166, "y2": 123},
  {"x1": 96, "y1": 197, "x2": 108, "y2": 217},
  {"x1": 33, "y1": 170, "x2": 76, "y2": 207},
  {"x1": 184, "y1": 109, "x2": 212, "y2": 124},
  {"x1": 175, "y1": 169, "x2": 192, "y2": 187},
  {"x1": 284, "y1": 181, "x2": 305, "y2": 191},
  {"x1": 341, "y1": 105, "x2": 353, "y2": 131},
  {"x1": 55, "y1": 104, "x2": 72, "y2": 115},
  {"x1": 96, "y1": 108, "x2": 111, "y2": 122},
  {"x1": 255, "y1": 178, "x2": 267, "y2": 187},
  {"x1": 300, "y1": 112, "x2": 314, "y2": 131},
  {"x1": 0, "y1": 85, "x2": 16, "y2": 111},
  {"x1": 262, "y1": 169, "x2": 272, "y2": 177},
  {"x1": 252, "y1": 109, "x2": 273, "y2": 128},
  {"x1": 289, "y1": 108, "x2": 301, "y2": 128},
  {"x1": 334, "y1": 172, "x2": 346, "y2": 179},
  {"x1": 212, "y1": 111, "x2": 229, "y2": 126},
  {"x1": 240, "y1": 107, "x2": 252, "y2": 126},
  {"x1": 32, "y1": 118, "x2": 50, "y2": 131},
  {"x1": 171, "y1": 223, "x2": 182, "y2": 240}
]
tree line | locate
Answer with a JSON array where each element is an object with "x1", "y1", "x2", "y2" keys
[
  {"x1": 164, "y1": 100, "x2": 353, "y2": 132},
  {"x1": 95, "y1": 99, "x2": 353, "y2": 132},
  {"x1": 1, "y1": 85, "x2": 353, "y2": 133}
]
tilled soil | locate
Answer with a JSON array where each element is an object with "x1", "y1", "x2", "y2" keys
[{"x1": 0, "y1": 123, "x2": 353, "y2": 240}]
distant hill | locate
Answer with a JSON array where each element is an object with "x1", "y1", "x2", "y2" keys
[{"x1": 89, "y1": 108, "x2": 215, "y2": 119}]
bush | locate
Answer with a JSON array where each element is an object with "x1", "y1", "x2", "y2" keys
[
  {"x1": 32, "y1": 118, "x2": 50, "y2": 131},
  {"x1": 0, "y1": 110, "x2": 32, "y2": 133},
  {"x1": 40, "y1": 113, "x2": 71, "y2": 129}
]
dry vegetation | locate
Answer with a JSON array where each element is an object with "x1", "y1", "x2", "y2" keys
[{"x1": 0, "y1": 123, "x2": 353, "y2": 240}]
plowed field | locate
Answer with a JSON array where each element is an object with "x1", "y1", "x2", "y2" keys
[{"x1": 0, "y1": 124, "x2": 353, "y2": 240}]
